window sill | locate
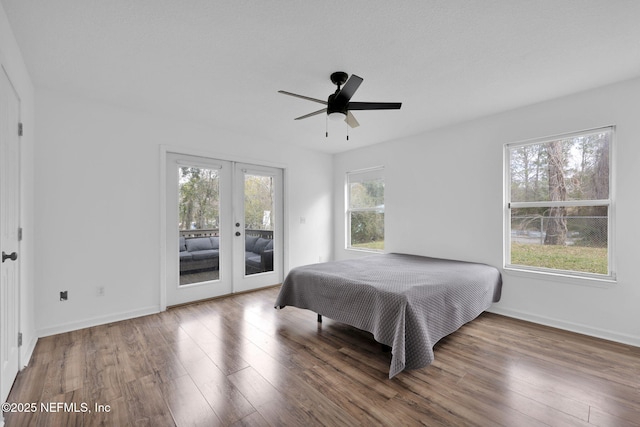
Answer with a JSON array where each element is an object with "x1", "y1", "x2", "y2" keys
[
  {"x1": 346, "y1": 247, "x2": 383, "y2": 254},
  {"x1": 503, "y1": 266, "x2": 617, "y2": 288}
]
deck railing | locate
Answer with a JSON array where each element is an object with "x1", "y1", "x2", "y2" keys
[
  {"x1": 179, "y1": 229, "x2": 219, "y2": 238},
  {"x1": 179, "y1": 228, "x2": 273, "y2": 239}
]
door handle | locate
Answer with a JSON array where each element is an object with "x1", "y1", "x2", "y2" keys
[{"x1": 2, "y1": 251, "x2": 17, "y2": 262}]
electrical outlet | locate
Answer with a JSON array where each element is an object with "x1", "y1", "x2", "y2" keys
[
  {"x1": 97, "y1": 286, "x2": 105, "y2": 297},
  {"x1": 60, "y1": 291, "x2": 68, "y2": 301}
]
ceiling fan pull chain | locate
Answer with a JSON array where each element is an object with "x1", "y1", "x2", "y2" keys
[
  {"x1": 326, "y1": 115, "x2": 328, "y2": 138},
  {"x1": 346, "y1": 121, "x2": 349, "y2": 141}
]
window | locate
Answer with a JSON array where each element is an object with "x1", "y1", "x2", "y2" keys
[
  {"x1": 505, "y1": 126, "x2": 614, "y2": 280},
  {"x1": 347, "y1": 167, "x2": 384, "y2": 251}
]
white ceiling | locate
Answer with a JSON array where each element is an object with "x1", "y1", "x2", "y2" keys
[{"x1": 3, "y1": 0, "x2": 640, "y2": 154}]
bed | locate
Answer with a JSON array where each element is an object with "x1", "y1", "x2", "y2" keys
[{"x1": 274, "y1": 253, "x2": 502, "y2": 378}]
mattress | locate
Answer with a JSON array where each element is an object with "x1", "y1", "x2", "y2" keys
[{"x1": 274, "y1": 253, "x2": 502, "y2": 378}]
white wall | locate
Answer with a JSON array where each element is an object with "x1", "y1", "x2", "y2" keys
[
  {"x1": 35, "y1": 89, "x2": 333, "y2": 336},
  {"x1": 334, "y1": 77, "x2": 640, "y2": 347},
  {"x1": 8, "y1": 0, "x2": 638, "y2": 347},
  {"x1": 0, "y1": 4, "x2": 37, "y2": 364}
]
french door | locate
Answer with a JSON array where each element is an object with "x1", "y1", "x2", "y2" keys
[
  {"x1": 165, "y1": 153, "x2": 283, "y2": 306},
  {"x1": 0, "y1": 66, "x2": 21, "y2": 404}
]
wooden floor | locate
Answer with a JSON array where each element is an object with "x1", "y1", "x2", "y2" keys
[{"x1": 4, "y1": 286, "x2": 640, "y2": 426}]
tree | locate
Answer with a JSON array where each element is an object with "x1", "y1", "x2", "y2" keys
[
  {"x1": 577, "y1": 133, "x2": 609, "y2": 247},
  {"x1": 349, "y1": 179, "x2": 384, "y2": 246},
  {"x1": 244, "y1": 175, "x2": 274, "y2": 230},
  {"x1": 510, "y1": 144, "x2": 548, "y2": 203},
  {"x1": 544, "y1": 140, "x2": 568, "y2": 245},
  {"x1": 592, "y1": 135, "x2": 609, "y2": 200},
  {"x1": 178, "y1": 167, "x2": 220, "y2": 230},
  {"x1": 509, "y1": 129, "x2": 611, "y2": 254}
]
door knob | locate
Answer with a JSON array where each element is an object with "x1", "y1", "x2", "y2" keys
[
  {"x1": 235, "y1": 231, "x2": 241, "y2": 236},
  {"x1": 2, "y1": 251, "x2": 17, "y2": 262}
]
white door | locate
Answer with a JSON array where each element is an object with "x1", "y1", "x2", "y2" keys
[
  {"x1": 165, "y1": 154, "x2": 283, "y2": 306},
  {"x1": 0, "y1": 66, "x2": 21, "y2": 403},
  {"x1": 233, "y1": 164, "x2": 283, "y2": 293},
  {"x1": 165, "y1": 154, "x2": 233, "y2": 306}
]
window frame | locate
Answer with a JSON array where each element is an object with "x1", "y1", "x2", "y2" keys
[
  {"x1": 503, "y1": 126, "x2": 616, "y2": 283},
  {"x1": 346, "y1": 166, "x2": 385, "y2": 252}
]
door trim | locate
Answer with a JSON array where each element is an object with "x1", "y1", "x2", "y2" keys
[{"x1": 159, "y1": 145, "x2": 288, "y2": 310}]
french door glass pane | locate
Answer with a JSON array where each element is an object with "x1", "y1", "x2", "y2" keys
[
  {"x1": 244, "y1": 173, "x2": 275, "y2": 276},
  {"x1": 178, "y1": 166, "x2": 221, "y2": 285}
]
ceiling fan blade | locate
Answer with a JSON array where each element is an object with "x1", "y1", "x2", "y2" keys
[
  {"x1": 335, "y1": 74, "x2": 363, "y2": 104},
  {"x1": 345, "y1": 111, "x2": 360, "y2": 128},
  {"x1": 278, "y1": 90, "x2": 328, "y2": 105},
  {"x1": 294, "y1": 108, "x2": 327, "y2": 120},
  {"x1": 347, "y1": 101, "x2": 402, "y2": 110}
]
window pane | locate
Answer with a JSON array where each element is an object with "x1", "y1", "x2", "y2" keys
[
  {"x1": 178, "y1": 166, "x2": 220, "y2": 285},
  {"x1": 349, "y1": 178, "x2": 384, "y2": 209},
  {"x1": 347, "y1": 167, "x2": 384, "y2": 252},
  {"x1": 509, "y1": 129, "x2": 611, "y2": 203},
  {"x1": 510, "y1": 207, "x2": 608, "y2": 274},
  {"x1": 244, "y1": 173, "x2": 275, "y2": 276},
  {"x1": 350, "y1": 211, "x2": 384, "y2": 250}
]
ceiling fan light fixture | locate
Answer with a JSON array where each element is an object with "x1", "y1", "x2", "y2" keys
[{"x1": 328, "y1": 111, "x2": 347, "y2": 121}]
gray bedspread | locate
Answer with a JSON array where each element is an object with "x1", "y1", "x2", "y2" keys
[{"x1": 274, "y1": 253, "x2": 502, "y2": 378}]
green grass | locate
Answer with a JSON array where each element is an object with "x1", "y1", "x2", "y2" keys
[
  {"x1": 351, "y1": 240, "x2": 384, "y2": 251},
  {"x1": 511, "y1": 243, "x2": 608, "y2": 274}
]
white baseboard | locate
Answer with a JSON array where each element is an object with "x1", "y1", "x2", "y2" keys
[
  {"x1": 37, "y1": 305, "x2": 161, "y2": 338},
  {"x1": 488, "y1": 306, "x2": 640, "y2": 348},
  {"x1": 20, "y1": 334, "x2": 38, "y2": 369}
]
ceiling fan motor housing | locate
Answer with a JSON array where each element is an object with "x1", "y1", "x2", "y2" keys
[
  {"x1": 327, "y1": 93, "x2": 348, "y2": 116},
  {"x1": 328, "y1": 72, "x2": 350, "y2": 116}
]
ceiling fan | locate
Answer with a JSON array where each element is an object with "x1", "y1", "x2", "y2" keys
[{"x1": 278, "y1": 71, "x2": 402, "y2": 132}]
